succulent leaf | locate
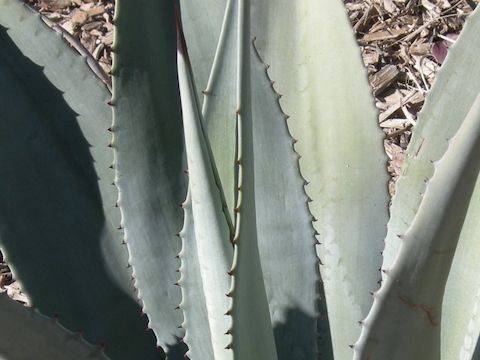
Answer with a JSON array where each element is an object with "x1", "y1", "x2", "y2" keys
[
  {"x1": 177, "y1": 189, "x2": 216, "y2": 360},
  {"x1": 382, "y1": 6, "x2": 480, "y2": 274},
  {"x1": 226, "y1": 2, "x2": 279, "y2": 358},
  {"x1": 249, "y1": 42, "x2": 327, "y2": 359},
  {"x1": 0, "y1": 291, "x2": 108, "y2": 360},
  {"x1": 180, "y1": 1, "x2": 327, "y2": 357},
  {"x1": 381, "y1": 7, "x2": 480, "y2": 359},
  {"x1": 0, "y1": 1, "x2": 159, "y2": 359},
  {"x1": 250, "y1": 1, "x2": 389, "y2": 357},
  {"x1": 5, "y1": 1, "x2": 480, "y2": 359},
  {"x1": 111, "y1": 1, "x2": 188, "y2": 356},
  {"x1": 446, "y1": 179, "x2": 480, "y2": 360},
  {"x1": 354, "y1": 94, "x2": 480, "y2": 360},
  {"x1": 180, "y1": 0, "x2": 226, "y2": 102},
  {"x1": 180, "y1": 0, "x2": 385, "y2": 358},
  {"x1": 182, "y1": 0, "x2": 238, "y2": 224},
  {"x1": 177, "y1": 19, "x2": 234, "y2": 359}
]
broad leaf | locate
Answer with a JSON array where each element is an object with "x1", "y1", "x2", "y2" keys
[
  {"x1": 0, "y1": 292, "x2": 108, "y2": 360},
  {"x1": 0, "y1": 2, "x2": 159, "y2": 358},
  {"x1": 251, "y1": 1, "x2": 389, "y2": 357}
]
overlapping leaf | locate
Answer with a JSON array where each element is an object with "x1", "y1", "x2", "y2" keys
[
  {"x1": 0, "y1": 1, "x2": 159, "y2": 359},
  {"x1": 380, "y1": 7, "x2": 480, "y2": 359}
]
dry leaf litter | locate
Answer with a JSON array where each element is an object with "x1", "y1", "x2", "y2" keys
[{"x1": 1, "y1": 0, "x2": 475, "y2": 297}]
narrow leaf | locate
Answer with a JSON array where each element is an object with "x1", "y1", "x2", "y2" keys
[
  {"x1": 183, "y1": 0, "x2": 238, "y2": 223},
  {"x1": 111, "y1": 1, "x2": 187, "y2": 356},
  {"x1": 228, "y1": 1, "x2": 279, "y2": 358},
  {"x1": 177, "y1": 16, "x2": 233, "y2": 359},
  {"x1": 180, "y1": 0, "x2": 226, "y2": 100},
  {"x1": 178, "y1": 190, "x2": 215, "y2": 360}
]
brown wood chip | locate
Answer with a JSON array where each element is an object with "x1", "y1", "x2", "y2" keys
[{"x1": 369, "y1": 65, "x2": 400, "y2": 96}]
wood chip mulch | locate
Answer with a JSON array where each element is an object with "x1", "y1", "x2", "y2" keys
[
  {"x1": 348, "y1": 0, "x2": 475, "y2": 194},
  {"x1": 1, "y1": 0, "x2": 475, "y2": 293}
]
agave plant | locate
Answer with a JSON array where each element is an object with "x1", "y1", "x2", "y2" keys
[{"x1": 1, "y1": 0, "x2": 480, "y2": 359}]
